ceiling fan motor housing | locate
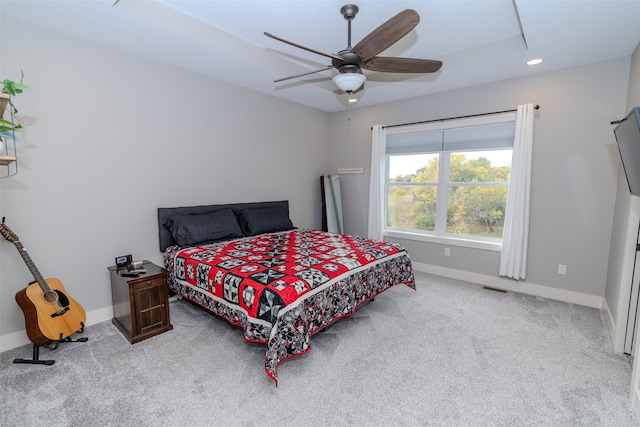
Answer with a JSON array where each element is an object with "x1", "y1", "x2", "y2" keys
[{"x1": 332, "y1": 51, "x2": 363, "y2": 74}]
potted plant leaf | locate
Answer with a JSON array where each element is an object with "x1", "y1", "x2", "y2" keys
[
  {"x1": 0, "y1": 118, "x2": 27, "y2": 141},
  {"x1": 0, "y1": 71, "x2": 29, "y2": 141}
]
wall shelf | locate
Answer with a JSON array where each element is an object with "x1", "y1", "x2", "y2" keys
[
  {"x1": 0, "y1": 155, "x2": 17, "y2": 166},
  {"x1": 0, "y1": 96, "x2": 18, "y2": 178}
]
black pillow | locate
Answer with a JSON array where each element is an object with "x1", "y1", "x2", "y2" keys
[
  {"x1": 236, "y1": 206, "x2": 294, "y2": 236},
  {"x1": 164, "y1": 209, "x2": 243, "y2": 247}
]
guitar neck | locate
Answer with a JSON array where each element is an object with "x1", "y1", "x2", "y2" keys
[{"x1": 12, "y1": 241, "x2": 50, "y2": 292}]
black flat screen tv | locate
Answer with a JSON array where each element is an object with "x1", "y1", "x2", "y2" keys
[{"x1": 614, "y1": 107, "x2": 640, "y2": 196}]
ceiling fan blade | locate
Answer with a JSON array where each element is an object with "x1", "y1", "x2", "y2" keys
[
  {"x1": 264, "y1": 32, "x2": 344, "y2": 62},
  {"x1": 274, "y1": 65, "x2": 333, "y2": 83},
  {"x1": 352, "y1": 9, "x2": 420, "y2": 62},
  {"x1": 364, "y1": 57, "x2": 442, "y2": 73}
]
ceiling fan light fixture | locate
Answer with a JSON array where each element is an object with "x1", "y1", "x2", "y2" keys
[
  {"x1": 333, "y1": 73, "x2": 366, "y2": 93},
  {"x1": 526, "y1": 58, "x2": 543, "y2": 66}
]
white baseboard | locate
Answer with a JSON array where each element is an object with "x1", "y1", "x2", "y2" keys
[
  {"x1": 0, "y1": 305, "x2": 113, "y2": 353},
  {"x1": 411, "y1": 262, "x2": 604, "y2": 308},
  {"x1": 602, "y1": 296, "x2": 627, "y2": 354},
  {"x1": 602, "y1": 297, "x2": 617, "y2": 347},
  {"x1": 632, "y1": 377, "x2": 640, "y2": 421}
]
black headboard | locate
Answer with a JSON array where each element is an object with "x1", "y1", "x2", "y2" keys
[{"x1": 157, "y1": 200, "x2": 289, "y2": 252}]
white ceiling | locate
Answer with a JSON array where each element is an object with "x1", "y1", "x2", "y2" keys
[{"x1": 3, "y1": 0, "x2": 640, "y2": 113}]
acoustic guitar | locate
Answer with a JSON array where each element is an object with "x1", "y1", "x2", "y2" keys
[{"x1": 0, "y1": 221, "x2": 86, "y2": 346}]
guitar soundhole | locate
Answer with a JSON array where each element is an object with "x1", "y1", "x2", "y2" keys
[
  {"x1": 43, "y1": 290, "x2": 58, "y2": 304},
  {"x1": 43, "y1": 289, "x2": 70, "y2": 308}
]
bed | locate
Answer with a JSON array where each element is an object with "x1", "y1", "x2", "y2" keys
[{"x1": 158, "y1": 200, "x2": 415, "y2": 385}]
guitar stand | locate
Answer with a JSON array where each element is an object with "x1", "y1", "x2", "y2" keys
[
  {"x1": 13, "y1": 323, "x2": 88, "y2": 366},
  {"x1": 13, "y1": 344, "x2": 56, "y2": 366}
]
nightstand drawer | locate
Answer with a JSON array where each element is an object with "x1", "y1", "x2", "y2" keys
[{"x1": 131, "y1": 276, "x2": 166, "y2": 291}]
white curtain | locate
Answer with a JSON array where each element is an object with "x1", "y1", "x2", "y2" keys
[
  {"x1": 499, "y1": 103, "x2": 535, "y2": 280},
  {"x1": 368, "y1": 125, "x2": 387, "y2": 241}
]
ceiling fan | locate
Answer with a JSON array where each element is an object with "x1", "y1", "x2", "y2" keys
[{"x1": 264, "y1": 4, "x2": 443, "y2": 94}]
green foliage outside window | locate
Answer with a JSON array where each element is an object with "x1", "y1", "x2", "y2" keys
[{"x1": 388, "y1": 152, "x2": 510, "y2": 239}]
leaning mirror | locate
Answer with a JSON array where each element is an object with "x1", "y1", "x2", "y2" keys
[{"x1": 321, "y1": 175, "x2": 344, "y2": 234}]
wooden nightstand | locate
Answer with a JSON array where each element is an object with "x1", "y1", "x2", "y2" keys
[{"x1": 108, "y1": 261, "x2": 173, "y2": 344}]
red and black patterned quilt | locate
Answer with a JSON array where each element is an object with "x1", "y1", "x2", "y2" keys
[{"x1": 164, "y1": 229, "x2": 415, "y2": 384}]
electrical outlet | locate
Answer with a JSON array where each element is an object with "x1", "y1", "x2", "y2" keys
[
  {"x1": 444, "y1": 248, "x2": 450, "y2": 256},
  {"x1": 558, "y1": 264, "x2": 567, "y2": 275}
]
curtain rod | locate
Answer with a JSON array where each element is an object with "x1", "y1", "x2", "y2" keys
[{"x1": 379, "y1": 104, "x2": 540, "y2": 129}]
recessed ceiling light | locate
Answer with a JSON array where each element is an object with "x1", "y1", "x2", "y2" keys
[{"x1": 526, "y1": 58, "x2": 543, "y2": 66}]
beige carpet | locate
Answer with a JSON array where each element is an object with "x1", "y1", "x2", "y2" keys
[{"x1": 1, "y1": 272, "x2": 637, "y2": 426}]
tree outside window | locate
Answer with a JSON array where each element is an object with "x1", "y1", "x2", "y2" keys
[{"x1": 387, "y1": 149, "x2": 512, "y2": 241}]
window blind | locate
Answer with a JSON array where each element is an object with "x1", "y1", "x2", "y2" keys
[{"x1": 386, "y1": 122, "x2": 516, "y2": 155}]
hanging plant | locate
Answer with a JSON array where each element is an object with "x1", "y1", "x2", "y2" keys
[
  {"x1": 1, "y1": 70, "x2": 29, "y2": 115},
  {"x1": 0, "y1": 71, "x2": 29, "y2": 139},
  {"x1": 0, "y1": 119, "x2": 26, "y2": 141}
]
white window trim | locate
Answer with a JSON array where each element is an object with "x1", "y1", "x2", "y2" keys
[
  {"x1": 384, "y1": 229, "x2": 502, "y2": 251},
  {"x1": 383, "y1": 111, "x2": 516, "y2": 251}
]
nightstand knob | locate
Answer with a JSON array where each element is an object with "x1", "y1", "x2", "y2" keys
[{"x1": 146, "y1": 280, "x2": 152, "y2": 286}]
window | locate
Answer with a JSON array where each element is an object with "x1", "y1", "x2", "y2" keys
[{"x1": 384, "y1": 113, "x2": 516, "y2": 246}]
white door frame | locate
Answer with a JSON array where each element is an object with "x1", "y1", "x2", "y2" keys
[
  {"x1": 625, "y1": 223, "x2": 640, "y2": 354},
  {"x1": 611, "y1": 196, "x2": 640, "y2": 353}
]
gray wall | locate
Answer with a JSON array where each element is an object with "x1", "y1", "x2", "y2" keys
[
  {"x1": 0, "y1": 21, "x2": 330, "y2": 340},
  {"x1": 328, "y1": 58, "x2": 630, "y2": 298}
]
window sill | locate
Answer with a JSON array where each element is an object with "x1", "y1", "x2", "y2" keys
[{"x1": 384, "y1": 230, "x2": 502, "y2": 252}]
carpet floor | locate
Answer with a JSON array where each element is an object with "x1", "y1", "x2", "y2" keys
[{"x1": 1, "y1": 271, "x2": 637, "y2": 426}]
